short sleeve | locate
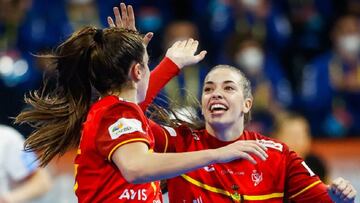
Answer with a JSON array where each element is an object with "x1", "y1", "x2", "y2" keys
[
  {"x1": 3, "y1": 127, "x2": 38, "y2": 181},
  {"x1": 95, "y1": 103, "x2": 151, "y2": 161},
  {"x1": 285, "y1": 147, "x2": 332, "y2": 202},
  {"x1": 149, "y1": 120, "x2": 177, "y2": 153}
]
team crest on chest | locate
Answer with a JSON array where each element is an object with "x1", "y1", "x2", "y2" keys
[
  {"x1": 251, "y1": 170, "x2": 263, "y2": 186},
  {"x1": 203, "y1": 165, "x2": 215, "y2": 172}
]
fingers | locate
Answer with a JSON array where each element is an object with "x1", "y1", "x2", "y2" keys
[
  {"x1": 242, "y1": 142, "x2": 268, "y2": 161},
  {"x1": 171, "y1": 41, "x2": 181, "y2": 49},
  {"x1": 165, "y1": 38, "x2": 207, "y2": 68},
  {"x1": 113, "y1": 7, "x2": 122, "y2": 27},
  {"x1": 188, "y1": 39, "x2": 199, "y2": 53},
  {"x1": 239, "y1": 152, "x2": 257, "y2": 164},
  {"x1": 227, "y1": 140, "x2": 268, "y2": 164},
  {"x1": 120, "y1": 3, "x2": 129, "y2": 28},
  {"x1": 346, "y1": 188, "x2": 357, "y2": 202},
  {"x1": 329, "y1": 177, "x2": 357, "y2": 202},
  {"x1": 111, "y1": 3, "x2": 137, "y2": 31},
  {"x1": 194, "y1": 50, "x2": 207, "y2": 63},
  {"x1": 143, "y1": 32, "x2": 154, "y2": 46},
  {"x1": 251, "y1": 142, "x2": 268, "y2": 160},
  {"x1": 256, "y1": 140, "x2": 269, "y2": 152},
  {"x1": 107, "y1": 16, "x2": 115, "y2": 28},
  {"x1": 341, "y1": 184, "x2": 355, "y2": 200},
  {"x1": 178, "y1": 40, "x2": 187, "y2": 49},
  {"x1": 127, "y1": 5, "x2": 136, "y2": 30}
]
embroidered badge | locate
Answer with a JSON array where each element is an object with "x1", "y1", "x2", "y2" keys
[{"x1": 251, "y1": 170, "x2": 263, "y2": 186}]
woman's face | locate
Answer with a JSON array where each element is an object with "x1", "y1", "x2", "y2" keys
[{"x1": 201, "y1": 67, "x2": 252, "y2": 128}]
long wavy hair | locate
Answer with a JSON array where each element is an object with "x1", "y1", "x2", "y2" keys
[{"x1": 15, "y1": 26, "x2": 144, "y2": 166}]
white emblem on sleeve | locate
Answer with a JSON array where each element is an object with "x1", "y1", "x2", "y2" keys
[
  {"x1": 301, "y1": 161, "x2": 315, "y2": 177},
  {"x1": 108, "y1": 118, "x2": 144, "y2": 139},
  {"x1": 163, "y1": 126, "x2": 177, "y2": 137}
]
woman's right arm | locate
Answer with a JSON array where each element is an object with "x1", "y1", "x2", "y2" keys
[
  {"x1": 112, "y1": 140, "x2": 268, "y2": 184},
  {"x1": 140, "y1": 40, "x2": 206, "y2": 110},
  {"x1": 107, "y1": 3, "x2": 206, "y2": 111}
]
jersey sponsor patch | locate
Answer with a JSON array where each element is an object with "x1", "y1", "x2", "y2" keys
[
  {"x1": 119, "y1": 188, "x2": 147, "y2": 200},
  {"x1": 257, "y1": 139, "x2": 283, "y2": 152},
  {"x1": 108, "y1": 118, "x2": 145, "y2": 139}
]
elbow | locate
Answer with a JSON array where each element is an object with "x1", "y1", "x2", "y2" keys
[{"x1": 120, "y1": 164, "x2": 149, "y2": 184}]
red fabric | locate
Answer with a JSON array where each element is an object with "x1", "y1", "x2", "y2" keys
[
  {"x1": 74, "y1": 96, "x2": 162, "y2": 203},
  {"x1": 156, "y1": 126, "x2": 333, "y2": 203},
  {"x1": 140, "y1": 57, "x2": 179, "y2": 111}
]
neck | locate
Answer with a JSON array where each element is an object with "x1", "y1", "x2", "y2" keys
[
  {"x1": 205, "y1": 121, "x2": 244, "y2": 142},
  {"x1": 106, "y1": 87, "x2": 138, "y2": 103}
]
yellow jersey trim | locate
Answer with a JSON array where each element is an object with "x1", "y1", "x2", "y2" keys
[
  {"x1": 151, "y1": 182, "x2": 157, "y2": 195},
  {"x1": 73, "y1": 181, "x2": 78, "y2": 192},
  {"x1": 108, "y1": 138, "x2": 150, "y2": 160},
  {"x1": 161, "y1": 128, "x2": 169, "y2": 152},
  {"x1": 181, "y1": 174, "x2": 231, "y2": 196},
  {"x1": 289, "y1": 180, "x2": 322, "y2": 199},
  {"x1": 244, "y1": 193, "x2": 284, "y2": 200},
  {"x1": 181, "y1": 174, "x2": 284, "y2": 201}
]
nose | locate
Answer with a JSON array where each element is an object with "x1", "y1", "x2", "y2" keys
[{"x1": 211, "y1": 90, "x2": 223, "y2": 99}]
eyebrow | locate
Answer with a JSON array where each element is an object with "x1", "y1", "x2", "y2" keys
[{"x1": 204, "y1": 80, "x2": 236, "y2": 85}]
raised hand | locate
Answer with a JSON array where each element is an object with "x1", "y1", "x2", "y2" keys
[
  {"x1": 165, "y1": 38, "x2": 207, "y2": 69},
  {"x1": 107, "y1": 3, "x2": 153, "y2": 47},
  {"x1": 214, "y1": 140, "x2": 268, "y2": 164},
  {"x1": 328, "y1": 177, "x2": 356, "y2": 203}
]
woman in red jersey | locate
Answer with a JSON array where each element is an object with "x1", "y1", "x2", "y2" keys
[
  {"x1": 15, "y1": 4, "x2": 270, "y2": 203},
  {"x1": 145, "y1": 65, "x2": 357, "y2": 203}
]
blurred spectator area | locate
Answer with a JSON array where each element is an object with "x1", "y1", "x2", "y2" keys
[
  {"x1": 312, "y1": 138, "x2": 360, "y2": 191},
  {"x1": 1, "y1": 0, "x2": 360, "y2": 138}
]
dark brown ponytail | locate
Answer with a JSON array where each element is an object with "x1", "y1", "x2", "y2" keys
[{"x1": 15, "y1": 26, "x2": 144, "y2": 166}]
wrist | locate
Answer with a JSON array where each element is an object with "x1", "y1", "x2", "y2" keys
[
  {"x1": 165, "y1": 56, "x2": 183, "y2": 69},
  {"x1": 207, "y1": 149, "x2": 219, "y2": 164}
]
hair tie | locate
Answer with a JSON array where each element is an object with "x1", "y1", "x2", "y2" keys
[{"x1": 94, "y1": 29, "x2": 103, "y2": 43}]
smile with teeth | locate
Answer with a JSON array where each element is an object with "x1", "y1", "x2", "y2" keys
[{"x1": 209, "y1": 103, "x2": 228, "y2": 112}]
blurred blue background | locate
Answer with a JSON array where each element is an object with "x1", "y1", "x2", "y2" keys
[{"x1": 1, "y1": 0, "x2": 360, "y2": 138}]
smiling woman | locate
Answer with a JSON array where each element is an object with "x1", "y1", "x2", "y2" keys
[
  {"x1": 201, "y1": 65, "x2": 253, "y2": 142},
  {"x1": 146, "y1": 64, "x2": 357, "y2": 202}
]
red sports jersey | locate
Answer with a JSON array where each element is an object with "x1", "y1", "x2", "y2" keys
[
  {"x1": 74, "y1": 96, "x2": 162, "y2": 203},
  {"x1": 74, "y1": 57, "x2": 178, "y2": 203},
  {"x1": 151, "y1": 123, "x2": 333, "y2": 203}
]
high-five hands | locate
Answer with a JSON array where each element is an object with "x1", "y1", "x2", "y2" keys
[
  {"x1": 107, "y1": 3, "x2": 153, "y2": 47},
  {"x1": 165, "y1": 38, "x2": 207, "y2": 69}
]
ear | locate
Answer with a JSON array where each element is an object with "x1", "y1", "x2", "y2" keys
[
  {"x1": 129, "y1": 63, "x2": 142, "y2": 82},
  {"x1": 243, "y1": 98, "x2": 253, "y2": 113}
]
